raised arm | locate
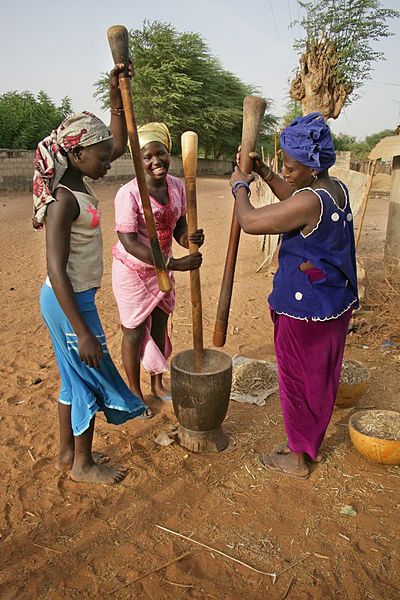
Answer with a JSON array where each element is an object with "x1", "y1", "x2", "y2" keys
[
  {"x1": 230, "y1": 167, "x2": 320, "y2": 235},
  {"x1": 248, "y1": 152, "x2": 293, "y2": 201},
  {"x1": 108, "y1": 62, "x2": 133, "y2": 161}
]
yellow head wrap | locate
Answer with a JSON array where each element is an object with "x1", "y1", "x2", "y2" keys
[{"x1": 137, "y1": 122, "x2": 172, "y2": 153}]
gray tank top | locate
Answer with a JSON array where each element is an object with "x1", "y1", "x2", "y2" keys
[{"x1": 47, "y1": 183, "x2": 103, "y2": 293}]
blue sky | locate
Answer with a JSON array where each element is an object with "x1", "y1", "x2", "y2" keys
[{"x1": 1, "y1": 0, "x2": 399, "y2": 139}]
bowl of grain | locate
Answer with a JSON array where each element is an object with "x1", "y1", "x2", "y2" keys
[
  {"x1": 335, "y1": 359, "x2": 370, "y2": 408},
  {"x1": 231, "y1": 357, "x2": 279, "y2": 405},
  {"x1": 349, "y1": 410, "x2": 400, "y2": 464}
]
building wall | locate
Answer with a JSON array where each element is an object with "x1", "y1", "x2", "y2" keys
[
  {"x1": 1, "y1": 147, "x2": 388, "y2": 194},
  {"x1": 0, "y1": 149, "x2": 231, "y2": 193},
  {"x1": 0, "y1": 150, "x2": 35, "y2": 192}
]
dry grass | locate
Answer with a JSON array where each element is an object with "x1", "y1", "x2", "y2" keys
[
  {"x1": 354, "y1": 253, "x2": 400, "y2": 344},
  {"x1": 232, "y1": 361, "x2": 278, "y2": 396},
  {"x1": 340, "y1": 360, "x2": 369, "y2": 384},
  {"x1": 352, "y1": 410, "x2": 400, "y2": 440}
]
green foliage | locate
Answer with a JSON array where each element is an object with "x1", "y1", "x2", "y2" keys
[
  {"x1": 292, "y1": 0, "x2": 399, "y2": 102},
  {"x1": 258, "y1": 131, "x2": 275, "y2": 159},
  {"x1": 0, "y1": 91, "x2": 72, "y2": 149},
  {"x1": 363, "y1": 129, "x2": 395, "y2": 150},
  {"x1": 95, "y1": 21, "x2": 277, "y2": 158},
  {"x1": 332, "y1": 132, "x2": 357, "y2": 151},
  {"x1": 333, "y1": 128, "x2": 394, "y2": 159},
  {"x1": 280, "y1": 105, "x2": 392, "y2": 161},
  {"x1": 282, "y1": 99, "x2": 303, "y2": 127}
]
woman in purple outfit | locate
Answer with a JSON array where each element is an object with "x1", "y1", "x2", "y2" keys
[{"x1": 232, "y1": 113, "x2": 358, "y2": 479}]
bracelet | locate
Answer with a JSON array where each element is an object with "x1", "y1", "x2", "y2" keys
[
  {"x1": 165, "y1": 257, "x2": 172, "y2": 269},
  {"x1": 111, "y1": 107, "x2": 124, "y2": 116},
  {"x1": 231, "y1": 181, "x2": 251, "y2": 199},
  {"x1": 263, "y1": 167, "x2": 274, "y2": 182}
]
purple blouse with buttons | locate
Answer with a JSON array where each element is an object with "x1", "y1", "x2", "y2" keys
[{"x1": 268, "y1": 180, "x2": 359, "y2": 321}]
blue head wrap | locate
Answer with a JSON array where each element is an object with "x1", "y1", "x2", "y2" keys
[{"x1": 280, "y1": 112, "x2": 336, "y2": 172}]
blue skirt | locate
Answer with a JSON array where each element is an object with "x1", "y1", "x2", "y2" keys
[{"x1": 40, "y1": 284, "x2": 147, "y2": 435}]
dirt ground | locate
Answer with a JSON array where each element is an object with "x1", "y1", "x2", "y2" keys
[{"x1": 1, "y1": 176, "x2": 399, "y2": 600}]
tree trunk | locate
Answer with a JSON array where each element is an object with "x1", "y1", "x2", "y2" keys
[{"x1": 290, "y1": 39, "x2": 352, "y2": 119}]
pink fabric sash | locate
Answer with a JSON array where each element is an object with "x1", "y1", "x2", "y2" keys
[{"x1": 112, "y1": 255, "x2": 175, "y2": 375}]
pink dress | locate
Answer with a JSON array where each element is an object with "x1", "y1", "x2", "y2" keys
[{"x1": 112, "y1": 175, "x2": 186, "y2": 375}]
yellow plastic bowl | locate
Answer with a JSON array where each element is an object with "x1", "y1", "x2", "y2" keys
[
  {"x1": 349, "y1": 410, "x2": 400, "y2": 465},
  {"x1": 335, "y1": 360, "x2": 370, "y2": 408}
]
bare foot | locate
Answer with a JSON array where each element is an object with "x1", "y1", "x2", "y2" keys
[
  {"x1": 151, "y1": 384, "x2": 171, "y2": 401},
  {"x1": 129, "y1": 386, "x2": 145, "y2": 402},
  {"x1": 70, "y1": 463, "x2": 128, "y2": 484},
  {"x1": 151, "y1": 372, "x2": 171, "y2": 401},
  {"x1": 55, "y1": 448, "x2": 74, "y2": 471},
  {"x1": 259, "y1": 449, "x2": 310, "y2": 479},
  {"x1": 56, "y1": 450, "x2": 110, "y2": 471},
  {"x1": 137, "y1": 407, "x2": 154, "y2": 419},
  {"x1": 153, "y1": 393, "x2": 172, "y2": 402},
  {"x1": 151, "y1": 383, "x2": 170, "y2": 395},
  {"x1": 273, "y1": 443, "x2": 324, "y2": 464},
  {"x1": 306, "y1": 451, "x2": 324, "y2": 464}
]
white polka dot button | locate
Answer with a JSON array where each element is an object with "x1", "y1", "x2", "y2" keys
[
  {"x1": 346, "y1": 213, "x2": 353, "y2": 221},
  {"x1": 295, "y1": 292, "x2": 303, "y2": 301},
  {"x1": 331, "y1": 213, "x2": 340, "y2": 222}
]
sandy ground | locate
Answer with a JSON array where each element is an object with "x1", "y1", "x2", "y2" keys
[{"x1": 1, "y1": 176, "x2": 400, "y2": 599}]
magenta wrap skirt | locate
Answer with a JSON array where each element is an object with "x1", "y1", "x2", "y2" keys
[{"x1": 272, "y1": 308, "x2": 352, "y2": 459}]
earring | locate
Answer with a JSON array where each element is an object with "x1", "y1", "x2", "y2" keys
[{"x1": 311, "y1": 172, "x2": 318, "y2": 183}]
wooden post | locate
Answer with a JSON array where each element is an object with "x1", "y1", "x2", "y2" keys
[
  {"x1": 355, "y1": 159, "x2": 377, "y2": 250},
  {"x1": 385, "y1": 155, "x2": 400, "y2": 266},
  {"x1": 274, "y1": 128, "x2": 278, "y2": 172}
]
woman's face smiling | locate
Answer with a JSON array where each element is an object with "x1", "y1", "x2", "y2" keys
[
  {"x1": 141, "y1": 141, "x2": 170, "y2": 181},
  {"x1": 281, "y1": 151, "x2": 314, "y2": 190}
]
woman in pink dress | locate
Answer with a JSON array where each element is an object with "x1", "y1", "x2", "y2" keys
[{"x1": 112, "y1": 123, "x2": 204, "y2": 401}]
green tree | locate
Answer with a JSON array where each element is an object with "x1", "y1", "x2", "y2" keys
[
  {"x1": 95, "y1": 20, "x2": 277, "y2": 158},
  {"x1": 282, "y1": 99, "x2": 303, "y2": 127},
  {"x1": 332, "y1": 132, "x2": 357, "y2": 151},
  {"x1": 0, "y1": 91, "x2": 72, "y2": 149},
  {"x1": 332, "y1": 128, "x2": 394, "y2": 159},
  {"x1": 290, "y1": 1, "x2": 399, "y2": 119},
  {"x1": 353, "y1": 128, "x2": 394, "y2": 159}
]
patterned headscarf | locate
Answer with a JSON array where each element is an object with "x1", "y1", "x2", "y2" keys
[
  {"x1": 280, "y1": 112, "x2": 336, "y2": 172},
  {"x1": 137, "y1": 122, "x2": 172, "y2": 152},
  {"x1": 32, "y1": 111, "x2": 113, "y2": 228}
]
